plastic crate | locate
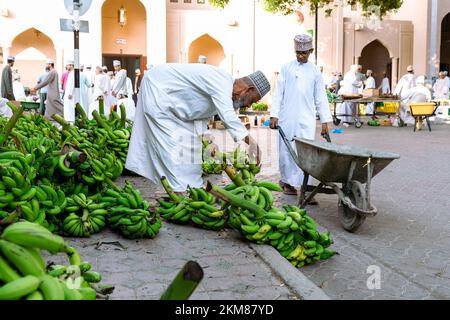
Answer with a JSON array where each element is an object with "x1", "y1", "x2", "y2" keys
[{"x1": 376, "y1": 102, "x2": 399, "y2": 114}]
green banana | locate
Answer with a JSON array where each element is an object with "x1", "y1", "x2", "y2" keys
[
  {"x1": 1, "y1": 221, "x2": 69, "y2": 254},
  {"x1": 39, "y1": 274, "x2": 65, "y2": 300},
  {"x1": 0, "y1": 239, "x2": 45, "y2": 276},
  {"x1": 0, "y1": 275, "x2": 41, "y2": 300}
]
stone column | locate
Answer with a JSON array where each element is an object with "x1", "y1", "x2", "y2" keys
[{"x1": 392, "y1": 57, "x2": 398, "y2": 89}]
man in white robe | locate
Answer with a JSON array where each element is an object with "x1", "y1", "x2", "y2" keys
[
  {"x1": 126, "y1": 64, "x2": 269, "y2": 192},
  {"x1": 269, "y1": 34, "x2": 332, "y2": 202},
  {"x1": 89, "y1": 66, "x2": 110, "y2": 119},
  {"x1": 338, "y1": 64, "x2": 363, "y2": 124},
  {"x1": 111, "y1": 60, "x2": 127, "y2": 106},
  {"x1": 399, "y1": 76, "x2": 431, "y2": 126},
  {"x1": 394, "y1": 65, "x2": 416, "y2": 97},
  {"x1": 379, "y1": 72, "x2": 391, "y2": 94},
  {"x1": 63, "y1": 61, "x2": 76, "y2": 123},
  {"x1": 364, "y1": 69, "x2": 376, "y2": 115},
  {"x1": 433, "y1": 72, "x2": 449, "y2": 100}
]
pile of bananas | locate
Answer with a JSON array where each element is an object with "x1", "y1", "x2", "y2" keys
[
  {"x1": 0, "y1": 221, "x2": 111, "y2": 300},
  {"x1": 0, "y1": 151, "x2": 37, "y2": 215},
  {"x1": 207, "y1": 182, "x2": 336, "y2": 267},
  {"x1": 104, "y1": 182, "x2": 161, "y2": 239},
  {"x1": 61, "y1": 193, "x2": 108, "y2": 237},
  {"x1": 158, "y1": 180, "x2": 227, "y2": 230}
]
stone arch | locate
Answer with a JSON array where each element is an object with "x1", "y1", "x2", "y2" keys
[
  {"x1": 101, "y1": 0, "x2": 147, "y2": 56},
  {"x1": 10, "y1": 28, "x2": 56, "y2": 88},
  {"x1": 440, "y1": 13, "x2": 450, "y2": 72},
  {"x1": 359, "y1": 40, "x2": 392, "y2": 88},
  {"x1": 188, "y1": 34, "x2": 225, "y2": 67}
]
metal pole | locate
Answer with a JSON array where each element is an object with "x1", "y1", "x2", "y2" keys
[
  {"x1": 73, "y1": 0, "x2": 81, "y2": 107},
  {"x1": 315, "y1": 3, "x2": 318, "y2": 65}
]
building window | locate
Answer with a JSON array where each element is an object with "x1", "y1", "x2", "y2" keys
[
  {"x1": 184, "y1": 0, "x2": 192, "y2": 3},
  {"x1": 197, "y1": 0, "x2": 205, "y2": 3},
  {"x1": 351, "y1": 3, "x2": 358, "y2": 11},
  {"x1": 170, "y1": 0, "x2": 178, "y2": 2}
]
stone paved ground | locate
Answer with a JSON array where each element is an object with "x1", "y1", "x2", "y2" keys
[
  {"x1": 232, "y1": 123, "x2": 450, "y2": 300},
  {"x1": 45, "y1": 174, "x2": 299, "y2": 300},
  {"x1": 45, "y1": 122, "x2": 450, "y2": 300}
]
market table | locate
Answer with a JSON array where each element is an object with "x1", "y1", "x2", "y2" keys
[{"x1": 330, "y1": 97, "x2": 401, "y2": 128}]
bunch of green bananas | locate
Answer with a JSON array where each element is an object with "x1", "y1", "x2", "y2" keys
[
  {"x1": 158, "y1": 186, "x2": 227, "y2": 230},
  {"x1": 13, "y1": 113, "x2": 61, "y2": 142},
  {"x1": 0, "y1": 151, "x2": 38, "y2": 218},
  {"x1": 61, "y1": 193, "x2": 108, "y2": 237},
  {"x1": 0, "y1": 221, "x2": 110, "y2": 300},
  {"x1": 206, "y1": 182, "x2": 337, "y2": 268},
  {"x1": 105, "y1": 182, "x2": 161, "y2": 239}
]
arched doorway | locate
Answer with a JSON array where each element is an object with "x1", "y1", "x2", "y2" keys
[
  {"x1": 359, "y1": 40, "x2": 391, "y2": 89},
  {"x1": 188, "y1": 34, "x2": 225, "y2": 67},
  {"x1": 440, "y1": 13, "x2": 450, "y2": 72},
  {"x1": 101, "y1": 0, "x2": 147, "y2": 88},
  {"x1": 10, "y1": 28, "x2": 56, "y2": 88}
]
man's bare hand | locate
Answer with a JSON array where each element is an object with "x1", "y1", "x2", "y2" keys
[
  {"x1": 68, "y1": 95, "x2": 73, "y2": 100},
  {"x1": 244, "y1": 135, "x2": 261, "y2": 166},
  {"x1": 269, "y1": 117, "x2": 279, "y2": 129}
]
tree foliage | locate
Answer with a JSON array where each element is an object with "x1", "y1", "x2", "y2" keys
[{"x1": 208, "y1": 0, "x2": 403, "y2": 17}]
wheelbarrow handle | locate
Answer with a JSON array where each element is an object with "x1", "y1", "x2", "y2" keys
[{"x1": 278, "y1": 125, "x2": 332, "y2": 143}]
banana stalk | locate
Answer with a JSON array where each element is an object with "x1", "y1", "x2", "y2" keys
[
  {"x1": 161, "y1": 177, "x2": 181, "y2": 203},
  {"x1": 223, "y1": 165, "x2": 245, "y2": 187},
  {"x1": 119, "y1": 104, "x2": 126, "y2": 128},
  {"x1": 51, "y1": 114, "x2": 71, "y2": 130},
  {"x1": 92, "y1": 110, "x2": 112, "y2": 131},
  {"x1": 75, "y1": 103, "x2": 88, "y2": 122},
  {"x1": 206, "y1": 182, "x2": 267, "y2": 219},
  {"x1": 160, "y1": 261, "x2": 203, "y2": 300},
  {"x1": 0, "y1": 106, "x2": 24, "y2": 147},
  {"x1": 98, "y1": 97, "x2": 105, "y2": 116}
]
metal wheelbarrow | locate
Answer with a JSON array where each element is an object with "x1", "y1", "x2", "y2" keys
[{"x1": 278, "y1": 126, "x2": 400, "y2": 232}]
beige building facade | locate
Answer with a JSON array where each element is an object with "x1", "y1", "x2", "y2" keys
[{"x1": 0, "y1": 0, "x2": 449, "y2": 93}]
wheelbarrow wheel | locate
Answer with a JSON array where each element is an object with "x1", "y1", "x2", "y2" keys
[{"x1": 338, "y1": 181, "x2": 367, "y2": 232}]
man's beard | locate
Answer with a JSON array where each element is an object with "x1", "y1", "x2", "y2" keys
[{"x1": 233, "y1": 97, "x2": 246, "y2": 109}]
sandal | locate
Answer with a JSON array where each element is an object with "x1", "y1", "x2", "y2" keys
[
  {"x1": 307, "y1": 197, "x2": 319, "y2": 206},
  {"x1": 283, "y1": 185, "x2": 297, "y2": 195}
]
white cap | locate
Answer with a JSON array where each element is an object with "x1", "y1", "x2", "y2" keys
[
  {"x1": 80, "y1": 64, "x2": 84, "y2": 69},
  {"x1": 146, "y1": 64, "x2": 154, "y2": 70},
  {"x1": 407, "y1": 65, "x2": 414, "y2": 72},
  {"x1": 66, "y1": 60, "x2": 74, "y2": 66},
  {"x1": 198, "y1": 55, "x2": 207, "y2": 63},
  {"x1": 86, "y1": 64, "x2": 92, "y2": 69},
  {"x1": 113, "y1": 60, "x2": 121, "y2": 67},
  {"x1": 7, "y1": 56, "x2": 15, "y2": 62},
  {"x1": 416, "y1": 75, "x2": 425, "y2": 84},
  {"x1": 46, "y1": 59, "x2": 54, "y2": 64}
]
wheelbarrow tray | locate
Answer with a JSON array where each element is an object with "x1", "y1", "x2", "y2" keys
[{"x1": 293, "y1": 138, "x2": 400, "y2": 184}]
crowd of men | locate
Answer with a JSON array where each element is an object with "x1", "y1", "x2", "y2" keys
[
  {"x1": 1, "y1": 56, "x2": 157, "y2": 123},
  {"x1": 322, "y1": 63, "x2": 450, "y2": 126}
]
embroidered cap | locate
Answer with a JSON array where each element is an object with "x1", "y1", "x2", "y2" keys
[
  {"x1": 294, "y1": 34, "x2": 313, "y2": 52},
  {"x1": 247, "y1": 70, "x2": 271, "y2": 98}
]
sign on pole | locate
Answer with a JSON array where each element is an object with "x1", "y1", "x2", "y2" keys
[
  {"x1": 61, "y1": 0, "x2": 92, "y2": 112},
  {"x1": 64, "y1": 0, "x2": 92, "y2": 16}
]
